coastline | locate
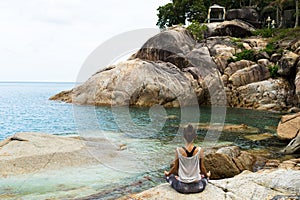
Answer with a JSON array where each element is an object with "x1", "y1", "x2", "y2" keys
[
  {"x1": 119, "y1": 169, "x2": 300, "y2": 200},
  {"x1": 0, "y1": 132, "x2": 299, "y2": 199}
]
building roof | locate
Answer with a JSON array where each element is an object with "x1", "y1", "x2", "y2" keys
[{"x1": 209, "y1": 4, "x2": 225, "y2": 9}]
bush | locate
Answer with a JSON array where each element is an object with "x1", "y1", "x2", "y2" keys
[
  {"x1": 264, "y1": 43, "x2": 276, "y2": 55},
  {"x1": 235, "y1": 49, "x2": 255, "y2": 62},
  {"x1": 187, "y1": 21, "x2": 208, "y2": 42},
  {"x1": 251, "y1": 28, "x2": 274, "y2": 38},
  {"x1": 227, "y1": 49, "x2": 255, "y2": 63},
  {"x1": 268, "y1": 64, "x2": 279, "y2": 78}
]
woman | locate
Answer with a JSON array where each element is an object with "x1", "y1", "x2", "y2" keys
[{"x1": 164, "y1": 124, "x2": 211, "y2": 194}]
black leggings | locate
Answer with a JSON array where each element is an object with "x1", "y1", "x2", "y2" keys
[{"x1": 165, "y1": 174, "x2": 208, "y2": 194}]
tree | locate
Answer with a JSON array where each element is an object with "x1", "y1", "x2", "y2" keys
[
  {"x1": 156, "y1": 0, "x2": 207, "y2": 29},
  {"x1": 295, "y1": 0, "x2": 299, "y2": 27}
]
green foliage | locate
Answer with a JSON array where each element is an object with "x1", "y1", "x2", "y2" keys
[
  {"x1": 227, "y1": 49, "x2": 255, "y2": 63},
  {"x1": 187, "y1": 21, "x2": 208, "y2": 41},
  {"x1": 235, "y1": 49, "x2": 256, "y2": 62},
  {"x1": 263, "y1": 43, "x2": 276, "y2": 55},
  {"x1": 156, "y1": 3, "x2": 184, "y2": 29},
  {"x1": 231, "y1": 37, "x2": 242, "y2": 43},
  {"x1": 268, "y1": 64, "x2": 279, "y2": 78},
  {"x1": 251, "y1": 28, "x2": 274, "y2": 38},
  {"x1": 156, "y1": 0, "x2": 207, "y2": 29}
]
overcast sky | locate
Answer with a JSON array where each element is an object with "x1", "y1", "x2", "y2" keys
[{"x1": 0, "y1": 0, "x2": 170, "y2": 82}]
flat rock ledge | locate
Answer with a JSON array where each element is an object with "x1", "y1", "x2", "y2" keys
[
  {"x1": 0, "y1": 132, "x2": 112, "y2": 176},
  {"x1": 120, "y1": 169, "x2": 300, "y2": 200}
]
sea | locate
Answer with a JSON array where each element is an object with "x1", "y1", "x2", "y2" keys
[{"x1": 0, "y1": 82, "x2": 288, "y2": 199}]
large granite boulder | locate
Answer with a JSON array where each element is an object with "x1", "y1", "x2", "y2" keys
[
  {"x1": 51, "y1": 27, "x2": 226, "y2": 107},
  {"x1": 211, "y1": 19, "x2": 256, "y2": 38},
  {"x1": 228, "y1": 64, "x2": 270, "y2": 87},
  {"x1": 133, "y1": 26, "x2": 196, "y2": 63},
  {"x1": 50, "y1": 59, "x2": 200, "y2": 107},
  {"x1": 277, "y1": 112, "x2": 300, "y2": 139},
  {"x1": 224, "y1": 60, "x2": 255, "y2": 77},
  {"x1": 120, "y1": 169, "x2": 300, "y2": 200},
  {"x1": 204, "y1": 146, "x2": 256, "y2": 179},
  {"x1": 228, "y1": 78, "x2": 292, "y2": 111},
  {"x1": 277, "y1": 50, "x2": 299, "y2": 76},
  {"x1": 225, "y1": 8, "x2": 260, "y2": 28}
]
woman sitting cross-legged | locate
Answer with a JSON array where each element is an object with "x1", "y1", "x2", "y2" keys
[{"x1": 164, "y1": 124, "x2": 211, "y2": 194}]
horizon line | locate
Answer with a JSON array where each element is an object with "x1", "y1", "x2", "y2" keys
[{"x1": 0, "y1": 81, "x2": 82, "y2": 84}]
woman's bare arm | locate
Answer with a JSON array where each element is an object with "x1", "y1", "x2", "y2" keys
[{"x1": 164, "y1": 150, "x2": 178, "y2": 176}]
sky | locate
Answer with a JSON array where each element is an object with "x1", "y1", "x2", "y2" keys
[{"x1": 0, "y1": 0, "x2": 170, "y2": 82}]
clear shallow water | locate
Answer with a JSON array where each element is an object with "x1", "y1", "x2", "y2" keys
[{"x1": 0, "y1": 82, "x2": 289, "y2": 199}]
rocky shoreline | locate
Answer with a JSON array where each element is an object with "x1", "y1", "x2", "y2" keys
[
  {"x1": 0, "y1": 131, "x2": 299, "y2": 199},
  {"x1": 50, "y1": 24, "x2": 300, "y2": 112},
  {"x1": 119, "y1": 167, "x2": 300, "y2": 200}
]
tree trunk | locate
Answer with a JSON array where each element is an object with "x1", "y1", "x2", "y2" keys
[
  {"x1": 295, "y1": 0, "x2": 299, "y2": 28},
  {"x1": 278, "y1": 6, "x2": 284, "y2": 28},
  {"x1": 277, "y1": 6, "x2": 280, "y2": 26}
]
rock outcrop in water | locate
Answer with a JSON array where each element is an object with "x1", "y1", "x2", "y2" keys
[
  {"x1": 50, "y1": 27, "x2": 225, "y2": 107},
  {"x1": 50, "y1": 26, "x2": 300, "y2": 112}
]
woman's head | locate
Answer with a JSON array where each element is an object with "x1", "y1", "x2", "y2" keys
[{"x1": 183, "y1": 124, "x2": 197, "y2": 143}]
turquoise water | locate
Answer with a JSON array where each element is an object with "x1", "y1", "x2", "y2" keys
[
  {"x1": 0, "y1": 82, "x2": 288, "y2": 199},
  {"x1": 0, "y1": 82, "x2": 76, "y2": 140}
]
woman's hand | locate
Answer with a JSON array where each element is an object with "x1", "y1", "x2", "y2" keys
[
  {"x1": 207, "y1": 171, "x2": 211, "y2": 178},
  {"x1": 164, "y1": 171, "x2": 170, "y2": 176}
]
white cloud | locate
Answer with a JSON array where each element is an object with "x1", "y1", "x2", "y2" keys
[{"x1": 0, "y1": 0, "x2": 170, "y2": 82}]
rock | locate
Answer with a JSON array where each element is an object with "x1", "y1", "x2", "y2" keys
[
  {"x1": 263, "y1": 158, "x2": 300, "y2": 170},
  {"x1": 224, "y1": 60, "x2": 255, "y2": 77},
  {"x1": 264, "y1": 159, "x2": 280, "y2": 169},
  {"x1": 254, "y1": 51, "x2": 270, "y2": 61},
  {"x1": 295, "y1": 61, "x2": 300, "y2": 102},
  {"x1": 0, "y1": 132, "x2": 98, "y2": 176},
  {"x1": 50, "y1": 59, "x2": 200, "y2": 107},
  {"x1": 244, "y1": 133, "x2": 274, "y2": 141},
  {"x1": 279, "y1": 159, "x2": 300, "y2": 170},
  {"x1": 204, "y1": 146, "x2": 256, "y2": 179},
  {"x1": 229, "y1": 78, "x2": 292, "y2": 111},
  {"x1": 287, "y1": 107, "x2": 300, "y2": 113},
  {"x1": 228, "y1": 64, "x2": 270, "y2": 87},
  {"x1": 211, "y1": 19, "x2": 256, "y2": 38},
  {"x1": 243, "y1": 38, "x2": 268, "y2": 51},
  {"x1": 290, "y1": 38, "x2": 300, "y2": 52},
  {"x1": 205, "y1": 36, "x2": 236, "y2": 57},
  {"x1": 270, "y1": 53, "x2": 282, "y2": 63},
  {"x1": 121, "y1": 169, "x2": 300, "y2": 200},
  {"x1": 194, "y1": 123, "x2": 259, "y2": 134},
  {"x1": 243, "y1": 42, "x2": 252, "y2": 50},
  {"x1": 278, "y1": 50, "x2": 299, "y2": 76},
  {"x1": 51, "y1": 27, "x2": 226, "y2": 107},
  {"x1": 225, "y1": 8, "x2": 260, "y2": 28},
  {"x1": 134, "y1": 26, "x2": 195, "y2": 64},
  {"x1": 277, "y1": 112, "x2": 300, "y2": 139},
  {"x1": 282, "y1": 135, "x2": 300, "y2": 154},
  {"x1": 213, "y1": 56, "x2": 228, "y2": 73},
  {"x1": 258, "y1": 59, "x2": 273, "y2": 68}
]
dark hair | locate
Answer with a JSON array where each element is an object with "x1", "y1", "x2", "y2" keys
[{"x1": 183, "y1": 124, "x2": 197, "y2": 143}]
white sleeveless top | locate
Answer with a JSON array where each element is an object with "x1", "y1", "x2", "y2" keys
[{"x1": 177, "y1": 147, "x2": 201, "y2": 183}]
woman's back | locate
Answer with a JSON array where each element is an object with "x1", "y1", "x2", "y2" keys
[{"x1": 177, "y1": 147, "x2": 201, "y2": 183}]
